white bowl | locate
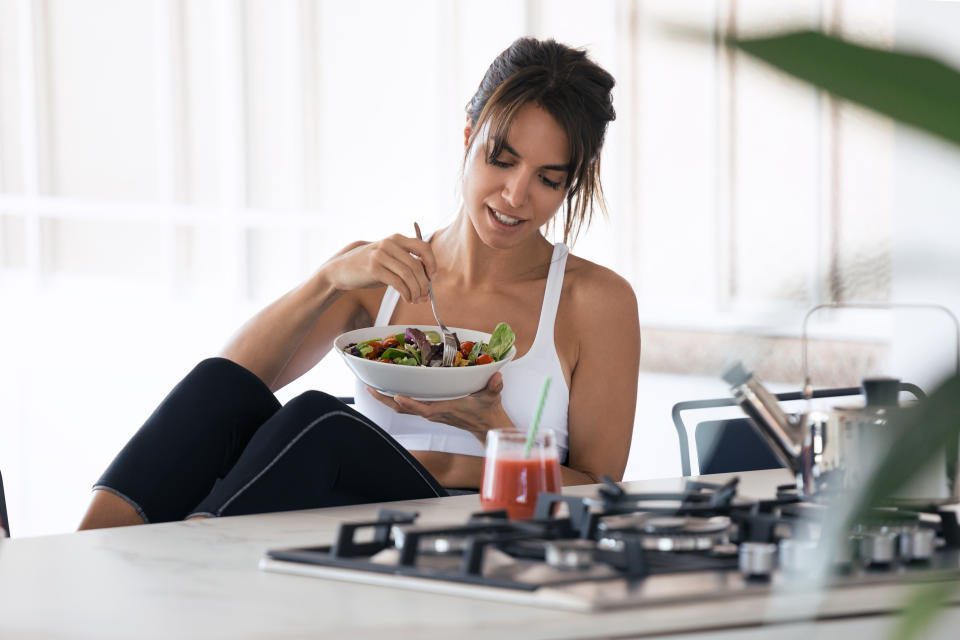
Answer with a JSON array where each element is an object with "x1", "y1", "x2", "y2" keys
[{"x1": 334, "y1": 324, "x2": 517, "y2": 401}]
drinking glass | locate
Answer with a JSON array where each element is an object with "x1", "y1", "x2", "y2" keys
[{"x1": 480, "y1": 429, "x2": 562, "y2": 520}]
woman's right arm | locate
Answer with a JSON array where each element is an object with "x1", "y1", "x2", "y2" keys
[{"x1": 219, "y1": 235, "x2": 438, "y2": 392}]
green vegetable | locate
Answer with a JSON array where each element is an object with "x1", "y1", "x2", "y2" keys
[
  {"x1": 467, "y1": 341, "x2": 484, "y2": 363},
  {"x1": 380, "y1": 348, "x2": 409, "y2": 360},
  {"x1": 358, "y1": 345, "x2": 374, "y2": 357},
  {"x1": 393, "y1": 356, "x2": 418, "y2": 366},
  {"x1": 487, "y1": 322, "x2": 516, "y2": 361},
  {"x1": 424, "y1": 330, "x2": 442, "y2": 344}
]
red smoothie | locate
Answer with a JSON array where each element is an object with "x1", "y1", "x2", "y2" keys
[{"x1": 480, "y1": 453, "x2": 562, "y2": 520}]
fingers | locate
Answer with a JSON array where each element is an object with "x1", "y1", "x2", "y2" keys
[
  {"x1": 373, "y1": 249, "x2": 426, "y2": 303},
  {"x1": 393, "y1": 394, "x2": 437, "y2": 417},
  {"x1": 365, "y1": 386, "x2": 405, "y2": 412},
  {"x1": 366, "y1": 387, "x2": 436, "y2": 418},
  {"x1": 373, "y1": 236, "x2": 433, "y2": 303},
  {"x1": 390, "y1": 233, "x2": 439, "y2": 279}
]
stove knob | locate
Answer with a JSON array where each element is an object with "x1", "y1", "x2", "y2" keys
[
  {"x1": 859, "y1": 530, "x2": 897, "y2": 566},
  {"x1": 778, "y1": 539, "x2": 818, "y2": 574},
  {"x1": 898, "y1": 528, "x2": 936, "y2": 562},
  {"x1": 738, "y1": 542, "x2": 777, "y2": 578},
  {"x1": 826, "y1": 534, "x2": 858, "y2": 566}
]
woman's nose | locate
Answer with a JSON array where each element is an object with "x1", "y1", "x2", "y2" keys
[{"x1": 502, "y1": 170, "x2": 531, "y2": 208}]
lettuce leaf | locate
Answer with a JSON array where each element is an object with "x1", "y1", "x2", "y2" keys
[
  {"x1": 467, "y1": 341, "x2": 484, "y2": 363},
  {"x1": 487, "y1": 322, "x2": 516, "y2": 361},
  {"x1": 404, "y1": 327, "x2": 440, "y2": 366},
  {"x1": 380, "y1": 348, "x2": 410, "y2": 361}
]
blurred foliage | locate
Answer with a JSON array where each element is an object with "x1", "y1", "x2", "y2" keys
[
  {"x1": 733, "y1": 30, "x2": 960, "y2": 147},
  {"x1": 888, "y1": 580, "x2": 957, "y2": 640},
  {"x1": 730, "y1": 30, "x2": 960, "y2": 638}
]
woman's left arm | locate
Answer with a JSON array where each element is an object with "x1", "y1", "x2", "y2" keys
[{"x1": 562, "y1": 269, "x2": 641, "y2": 485}]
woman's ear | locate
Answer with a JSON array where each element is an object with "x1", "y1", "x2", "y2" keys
[{"x1": 463, "y1": 116, "x2": 472, "y2": 148}]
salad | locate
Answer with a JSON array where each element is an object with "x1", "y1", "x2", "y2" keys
[{"x1": 344, "y1": 323, "x2": 516, "y2": 367}]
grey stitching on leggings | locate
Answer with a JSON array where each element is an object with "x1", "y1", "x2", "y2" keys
[
  {"x1": 213, "y1": 410, "x2": 444, "y2": 516},
  {"x1": 183, "y1": 511, "x2": 216, "y2": 519},
  {"x1": 92, "y1": 484, "x2": 151, "y2": 524}
]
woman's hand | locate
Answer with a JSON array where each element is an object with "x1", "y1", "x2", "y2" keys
[
  {"x1": 321, "y1": 235, "x2": 438, "y2": 304},
  {"x1": 366, "y1": 372, "x2": 514, "y2": 441}
]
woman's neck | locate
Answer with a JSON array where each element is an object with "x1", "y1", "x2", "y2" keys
[{"x1": 432, "y1": 210, "x2": 555, "y2": 290}]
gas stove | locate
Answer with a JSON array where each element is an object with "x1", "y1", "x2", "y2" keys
[{"x1": 259, "y1": 477, "x2": 960, "y2": 612}]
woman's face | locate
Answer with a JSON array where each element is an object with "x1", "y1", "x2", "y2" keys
[{"x1": 461, "y1": 102, "x2": 570, "y2": 250}]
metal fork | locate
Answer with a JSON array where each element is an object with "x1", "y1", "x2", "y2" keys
[{"x1": 414, "y1": 223, "x2": 458, "y2": 366}]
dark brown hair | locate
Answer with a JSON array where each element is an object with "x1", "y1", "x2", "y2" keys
[{"x1": 465, "y1": 37, "x2": 616, "y2": 245}]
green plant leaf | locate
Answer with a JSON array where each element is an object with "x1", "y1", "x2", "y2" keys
[
  {"x1": 732, "y1": 30, "x2": 960, "y2": 148},
  {"x1": 823, "y1": 373, "x2": 960, "y2": 640},
  {"x1": 887, "y1": 580, "x2": 957, "y2": 640},
  {"x1": 715, "y1": 28, "x2": 960, "y2": 639}
]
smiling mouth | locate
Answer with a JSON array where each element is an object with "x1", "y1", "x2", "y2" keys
[{"x1": 488, "y1": 205, "x2": 523, "y2": 227}]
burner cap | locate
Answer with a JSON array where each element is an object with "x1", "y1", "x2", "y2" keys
[
  {"x1": 545, "y1": 539, "x2": 596, "y2": 570},
  {"x1": 598, "y1": 515, "x2": 733, "y2": 552},
  {"x1": 643, "y1": 517, "x2": 687, "y2": 532}
]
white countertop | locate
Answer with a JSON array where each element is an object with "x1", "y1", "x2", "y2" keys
[{"x1": 2, "y1": 468, "x2": 960, "y2": 639}]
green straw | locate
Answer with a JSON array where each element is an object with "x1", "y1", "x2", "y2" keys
[{"x1": 523, "y1": 375, "x2": 552, "y2": 458}]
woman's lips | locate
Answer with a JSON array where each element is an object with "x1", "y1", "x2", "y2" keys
[{"x1": 487, "y1": 205, "x2": 524, "y2": 230}]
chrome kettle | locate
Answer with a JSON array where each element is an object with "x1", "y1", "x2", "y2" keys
[
  {"x1": 723, "y1": 302, "x2": 960, "y2": 503},
  {"x1": 723, "y1": 364, "x2": 959, "y2": 504},
  {"x1": 722, "y1": 362, "x2": 823, "y2": 497}
]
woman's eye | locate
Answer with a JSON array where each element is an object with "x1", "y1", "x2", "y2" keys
[
  {"x1": 540, "y1": 175, "x2": 562, "y2": 190},
  {"x1": 489, "y1": 156, "x2": 511, "y2": 168}
]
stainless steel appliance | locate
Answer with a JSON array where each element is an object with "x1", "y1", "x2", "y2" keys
[
  {"x1": 723, "y1": 301, "x2": 960, "y2": 503},
  {"x1": 260, "y1": 477, "x2": 960, "y2": 612}
]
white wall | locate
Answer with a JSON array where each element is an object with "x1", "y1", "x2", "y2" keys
[
  {"x1": 889, "y1": 0, "x2": 960, "y2": 391},
  {"x1": 2, "y1": 0, "x2": 958, "y2": 536}
]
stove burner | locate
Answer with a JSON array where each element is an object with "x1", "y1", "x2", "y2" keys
[
  {"x1": 264, "y1": 475, "x2": 960, "y2": 600},
  {"x1": 642, "y1": 516, "x2": 687, "y2": 531},
  {"x1": 544, "y1": 540, "x2": 596, "y2": 570},
  {"x1": 597, "y1": 514, "x2": 732, "y2": 552}
]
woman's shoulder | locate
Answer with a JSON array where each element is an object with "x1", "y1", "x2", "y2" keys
[
  {"x1": 564, "y1": 254, "x2": 636, "y2": 303},
  {"x1": 557, "y1": 255, "x2": 640, "y2": 357},
  {"x1": 560, "y1": 253, "x2": 639, "y2": 332}
]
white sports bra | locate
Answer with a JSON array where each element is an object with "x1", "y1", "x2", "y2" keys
[{"x1": 353, "y1": 242, "x2": 571, "y2": 463}]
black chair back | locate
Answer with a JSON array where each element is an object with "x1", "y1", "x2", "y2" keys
[
  {"x1": 695, "y1": 418, "x2": 783, "y2": 475},
  {"x1": 672, "y1": 383, "x2": 926, "y2": 476}
]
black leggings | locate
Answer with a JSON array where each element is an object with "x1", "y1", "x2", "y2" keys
[{"x1": 95, "y1": 358, "x2": 448, "y2": 523}]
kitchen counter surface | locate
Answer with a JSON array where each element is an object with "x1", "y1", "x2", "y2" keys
[{"x1": 2, "y1": 468, "x2": 959, "y2": 639}]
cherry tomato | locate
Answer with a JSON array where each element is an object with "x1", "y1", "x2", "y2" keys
[
  {"x1": 460, "y1": 341, "x2": 475, "y2": 357},
  {"x1": 475, "y1": 354, "x2": 494, "y2": 365},
  {"x1": 381, "y1": 337, "x2": 399, "y2": 349}
]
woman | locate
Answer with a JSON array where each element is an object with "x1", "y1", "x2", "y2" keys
[{"x1": 79, "y1": 37, "x2": 640, "y2": 529}]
